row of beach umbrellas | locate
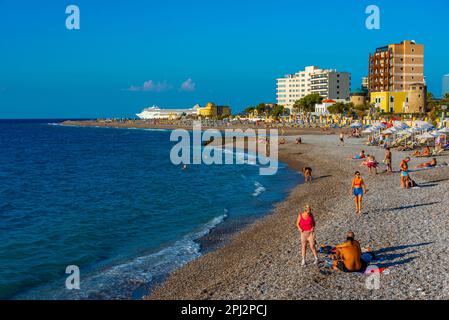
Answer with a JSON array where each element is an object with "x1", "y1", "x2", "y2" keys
[{"x1": 357, "y1": 120, "x2": 449, "y2": 142}]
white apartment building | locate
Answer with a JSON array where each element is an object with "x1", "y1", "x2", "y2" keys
[{"x1": 276, "y1": 66, "x2": 351, "y2": 110}]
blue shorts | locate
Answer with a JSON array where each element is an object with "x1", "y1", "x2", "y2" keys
[
  {"x1": 353, "y1": 187, "x2": 364, "y2": 197},
  {"x1": 401, "y1": 171, "x2": 409, "y2": 177}
]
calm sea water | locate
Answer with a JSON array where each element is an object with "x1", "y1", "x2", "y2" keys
[{"x1": 0, "y1": 120, "x2": 300, "y2": 299}]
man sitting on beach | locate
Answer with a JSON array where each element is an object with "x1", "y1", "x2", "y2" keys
[{"x1": 331, "y1": 231, "x2": 367, "y2": 272}]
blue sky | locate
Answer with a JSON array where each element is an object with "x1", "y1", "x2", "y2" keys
[{"x1": 0, "y1": 0, "x2": 448, "y2": 118}]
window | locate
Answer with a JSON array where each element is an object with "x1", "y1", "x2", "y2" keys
[{"x1": 390, "y1": 96, "x2": 394, "y2": 103}]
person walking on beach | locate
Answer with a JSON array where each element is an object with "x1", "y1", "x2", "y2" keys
[
  {"x1": 339, "y1": 132, "x2": 345, "y2": 146},
  {"x1": 351, "y1": 171, "x2": 366, "y2": 214},
  {"x1": 384, "y1": 147, "x2": 392, "y2": 173},
  {"x1": 297, "y1": 205, "x2": 318, "y2": 266},
  {"x1": 400, "y1": 157, "x2": 411, "y2": 189}
]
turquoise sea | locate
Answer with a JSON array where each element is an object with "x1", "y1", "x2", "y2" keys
[{"x1": 0, "y1": 119, "x2": 301, "y2": 299}]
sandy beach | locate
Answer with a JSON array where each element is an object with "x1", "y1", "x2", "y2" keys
[{"x1": 146, "y1": 133, "x2": 449, "y2": 300}]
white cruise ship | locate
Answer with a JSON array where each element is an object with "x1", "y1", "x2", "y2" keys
[{"x1": 136, "y1": 105, "x2": 199, "y2": 119}]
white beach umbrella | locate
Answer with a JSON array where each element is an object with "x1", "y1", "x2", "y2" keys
[
  {"x1": 372, "y1": 122, "x2": 387, "y2": 129},
  {"x1": 383, "y1": 127, "x2": 398, "y2": 134},
  {"x1": 362, "y1": 127, "x2": 375, "y2": 134},
  {"x1": 416, "y1": 132, "x2": 436, "y2": 140},
  {"x1": 397, "y1": 130, "x2": 411, "y2": 136},
  {"x1": 350, "y1": 122, "x2": 362, "y2": 128},
  {"x1": 393, "y1": 121, "x2": 410, "y2": 130},
  {"x1": 407, "y1": 127, "x2": 421, "y2": 133},
  {"x1": 414, "y1": 120, "x2": 430, "y2": 126}
]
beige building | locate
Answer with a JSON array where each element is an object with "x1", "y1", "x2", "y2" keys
[
  {"x1": 276, "y1": 66, "x2": 351, "y2": 111},
  {"x1": 350, "y1": 92, "x2": 367, "y2": 107},
  {"x1": 368, "y1": 40, "x2": 424, "y2": 94}
]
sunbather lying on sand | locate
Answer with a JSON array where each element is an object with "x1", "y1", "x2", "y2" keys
[
  {"x1": 415, "y1": 158, "x2": 437, "y2": 169},
  {"x1": 350, "y1": 150, "x2": 366, "y2": 160},
  {"x1": 331, "y1": 231, "x2": 372, "y2": 272},
  {"x1": 411, "y1": 146, "x2": 431, "y2": 157}
]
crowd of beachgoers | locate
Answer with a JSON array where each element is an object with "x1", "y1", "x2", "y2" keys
[{"x1": 148, "y1": 129, "x2": 448, "y2": 300}]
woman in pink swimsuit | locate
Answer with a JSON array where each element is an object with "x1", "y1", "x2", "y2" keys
[{"x1": 297, "y1": 205, "x2": 319, "y2": 266}]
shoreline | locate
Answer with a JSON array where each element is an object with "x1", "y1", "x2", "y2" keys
[
  {"x1": 58, "y1": 121, "x2": 307, "y2": 299},
  {"x1": 59, "y1": 121, "x2": 449, "y2": 300},
  {"x1": 147, "y1": 134, "x2": 449, "y2": 300},
  {"x1": 60, "y1": 120, "x2": 337, "y2": 136}
]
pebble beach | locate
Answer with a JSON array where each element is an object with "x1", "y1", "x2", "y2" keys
[{"x1": 147, "y1": 133, "x2": 449, "y2": 300}]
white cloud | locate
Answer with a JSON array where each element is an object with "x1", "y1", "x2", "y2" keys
[
  {"x1": 180, "y1": 78, "x2": 196, "y2": 92},
  {"x1": 127, "y1": 80, "x2": 172, "y2": 92}
]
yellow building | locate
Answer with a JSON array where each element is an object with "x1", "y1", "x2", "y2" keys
[
  {"x1": 371, "y1": 83, "x2": 427, "y2": 114},
  {"x1": 197, "y1": 103, "x2": 231, "y2": 118},
  {"x1": 371, "y1": 92, "x2": 407, "y2": 113}
]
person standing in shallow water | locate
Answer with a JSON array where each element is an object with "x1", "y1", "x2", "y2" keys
[
  {"x1": 297, "y1": 205, "x2": 318, "y2": 266},
  {"x1": 351, "y1": 171, "x2": 367, "y2": 214}
]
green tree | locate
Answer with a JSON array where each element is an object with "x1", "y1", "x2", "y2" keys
[
  {"x1": 293, "y1": 93, "x2": 323, "y2": 113},
  {"x1": 256, "y1": 103, "x2": 267, "y2": 115},
  {"x1": 244, "y1": 106, "x2": 255, "y2": 115},
  {"x1": 353, "y1": 102, "x2": 370, "y2": 119},
  {"x1": 327, "y1": 102, "x2": 346, "y2": 114},
  {"x1": 270, "y1": 105, "x2": 285, "y2": 118}
]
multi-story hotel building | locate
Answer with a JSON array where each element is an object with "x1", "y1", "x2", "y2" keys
[
  {"x1": 368, "y1": 40, "x2": 424, "y2": 94},
  {"x1": 443, "y1": 74, "x2": 449, "y2": 97},
  {"x1": 276, "y1": 66, "x2": 350, "y2": 110}
]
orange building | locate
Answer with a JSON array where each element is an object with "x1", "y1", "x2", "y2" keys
[{"x1": 368, "y1": 40, "x2": 424, "y2": 94}]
